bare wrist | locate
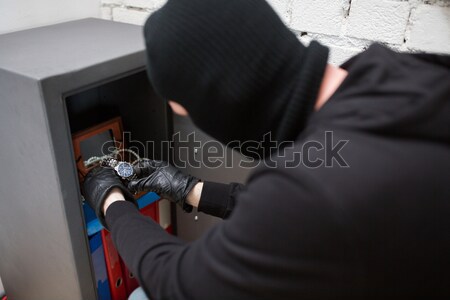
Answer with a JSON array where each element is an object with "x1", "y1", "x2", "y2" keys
[
  {"x1": 186, "y1": 182, "x2": 203, "y2": 208},
  {"x1": 103, "y1": 188, "x2": 126, "y2": 215}
]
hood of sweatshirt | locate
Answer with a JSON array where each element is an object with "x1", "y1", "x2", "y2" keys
[{"x1": 310, "y1": 44, "x2": 450, "y2": 144}]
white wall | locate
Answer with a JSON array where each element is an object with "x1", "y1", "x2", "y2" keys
[
  {"x1": 0, "y1": 0, "x2": 101, "y2": 35},
  {"x1": 100, "y1": 0, "x2": 450, "y2": 65}
]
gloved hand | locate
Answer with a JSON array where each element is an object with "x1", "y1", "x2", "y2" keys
[
  {"x1": 128, "y1": 159, "x2": 200, "y2": 212},
  {"x1": 83, "y1": 167, "x2": 137, "y2": 230}
]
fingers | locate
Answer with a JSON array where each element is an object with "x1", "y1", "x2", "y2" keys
[
  {"x1": 128, "y1": 171, "x2": 161, "y2": 195},
  {"x1": 84, "y1": 167, "x2": 114, "y2": 191},
  {"x1": 84, "y1": 166, "x2": 103, "y2": 179},
  {"x1": 86, "y1": 166, "x2": 115, "y2": 179},
  {"x1": 133, "y1": 159, "x2": 168, "y2": 178},
  {"x1": 128, "y1": 160, "x2": 171, "y2": 196},
  {"x1": 127, "y1": 179, "x2": 143, "y2": 194},
  {"x1": 128, "y1": 177, "x2": 154, "y2": 194}
]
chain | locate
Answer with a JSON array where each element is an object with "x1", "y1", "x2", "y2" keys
[{"x1": 84, "y1": 147, "x2": 142, "y2": 168}]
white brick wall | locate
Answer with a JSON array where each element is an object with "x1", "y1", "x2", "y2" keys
[
  {"x1": 101, "y1": 0, "x2": 163, "y2": 26},
  {"x1": 407, "y1": 4, "x2": 450, "y2": 54},
  {"x1": 291, "y1": 0, "x2": 346, "y2": 36},
  {"x1": 112, "y1": 7, "x2": 150, "y2": 25},
  {"x1": 266, "y1": 0, "x2": 291, "y2": 24},
  {"x1": 101, "y1": 0, "x2": 450, "y2": 65},
  {"x1": 347, "y1": 0, "x2": 411, "y2": 45}
]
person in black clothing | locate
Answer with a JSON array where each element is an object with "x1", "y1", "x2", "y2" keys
[{"x1": 82, "y1": 0, "x2": 450, "y2": 299}]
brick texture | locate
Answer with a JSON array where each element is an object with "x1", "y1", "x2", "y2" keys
[
  {"x1": 347, "y1": 0, "x2": 411, "y2": 45},
  {"x1": 407, "y1": 4, "x2": 450, "y2": 53},
  {"x1": 291, "y1": 0, "x2": 345, "y2": 36},
  {"x1": 100, "y1": 0, "x2": 450, "y2": 64},
  {"x1": 112, "y1": 7, "x2": 150, "y2": 25},
  {"x1": 101, "y1": 6, "x2": 113, "y2": 20},
  {"x1": 124, "y1": 0, "x2": 166, "y2": 10}
]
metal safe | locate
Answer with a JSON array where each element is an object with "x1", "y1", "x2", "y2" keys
[
  {"x1": 0, "y1": 18, "x2": 170, "y2": 299},
  {"x1": 0, "y1": 18, "x2": 250, "y2": 300}
]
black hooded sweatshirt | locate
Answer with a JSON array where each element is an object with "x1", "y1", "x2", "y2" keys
[{"x1": 106, "y1": 44, "x2": 450, "y2": 299}]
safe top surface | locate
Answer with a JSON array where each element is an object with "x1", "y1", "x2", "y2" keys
[{"x1": 0, "y1": 18, "x2": 146, "y2": 80}]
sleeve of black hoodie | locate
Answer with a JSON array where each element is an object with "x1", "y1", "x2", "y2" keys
[
  {"x1": 197, "y1": 181, "x2": 245, "y2": 219},
  {"x1": 106, "y1": 170, "x2": 353, "y2": 300}
]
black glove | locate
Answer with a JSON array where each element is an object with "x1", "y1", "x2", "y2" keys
[
  {"x1": 128, "y1": 159, "x2": 200, "y2": 212},
  {"x1": 83, "y1": 167, "x2": 137, "y2": 230}
]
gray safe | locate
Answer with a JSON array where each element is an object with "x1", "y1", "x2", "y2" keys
[
  {"x1": 0, "y1": 18, "x2": 250, "y2": 300},
  {"x1": 0, "y1": 19, "x2": 170, "y2": 300}
]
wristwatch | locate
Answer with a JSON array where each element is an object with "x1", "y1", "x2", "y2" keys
[{"x1": 102, "y1": 158, "x2": 135, "y2": 180}]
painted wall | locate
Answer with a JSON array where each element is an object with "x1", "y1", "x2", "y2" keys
[
  {"x1": 100, "y1": 0, "x2": 450, "y2": 65},
  {"x1": 0, "y1": 0, "x2": 101, "y2": 35}
]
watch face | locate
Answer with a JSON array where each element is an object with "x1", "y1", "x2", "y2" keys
[{"x1": 116, "y1": 162, "x2": 134, "y2": 178}]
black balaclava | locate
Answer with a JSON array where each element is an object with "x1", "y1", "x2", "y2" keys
[{"x1": 144, "y1": 0, "x2": 329, "y2": 159}]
